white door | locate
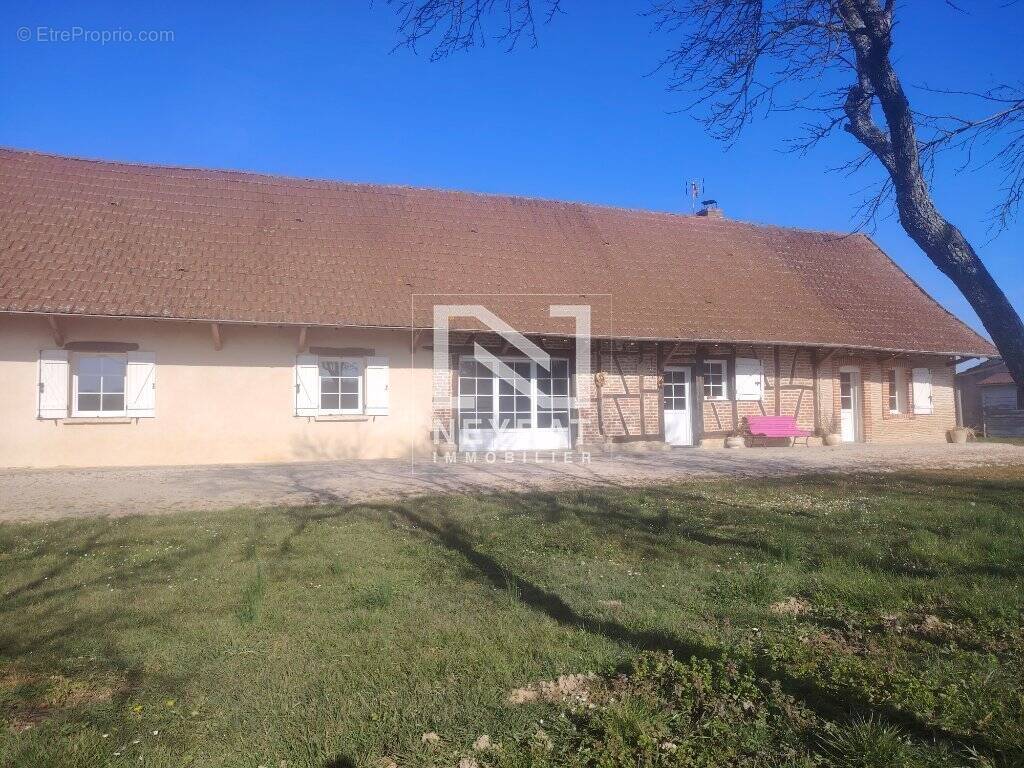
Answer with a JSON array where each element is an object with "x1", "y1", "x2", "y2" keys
[
  {"x1": 457, "y1": 358, "x2": 572, "y2": 451},
  {"x1": 839, "y1": 369, "x2": 861, "y2": 443},
  {"x1": 663, "y1": 367, "x2": 693, "y2": 446}
]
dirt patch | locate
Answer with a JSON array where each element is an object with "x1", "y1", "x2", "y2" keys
[
  {"x1": 770, "y1": 597, "x2": 811, "y2": 617},
  {"x1": 3, "y1": 671, "x2": 120, "y2": 733},
  {"x1": 508, "y1": 673, "x2": 597, "y2": 706}
]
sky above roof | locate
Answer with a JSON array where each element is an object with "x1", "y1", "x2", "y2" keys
[{"x1": 1, "y1": 1, "x2": 1020, "y2": 344}]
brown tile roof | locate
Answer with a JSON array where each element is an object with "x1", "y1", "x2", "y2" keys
[
  {"x1": 0, "y1": 148, "x2": 995, "y2": 356},
  {"x1": 980, "y1": 371, "x2": 1015, "y2": 386}
]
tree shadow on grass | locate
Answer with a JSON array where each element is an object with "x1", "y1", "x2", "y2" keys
[
  {"x1": 290, "y1": 489, "x2": 1012, "y2": 764},
  {"x1": 0, "y1": 516, "x2": 231, "y2": 752}
]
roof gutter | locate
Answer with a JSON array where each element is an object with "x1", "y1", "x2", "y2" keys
[{"x1": 0, "y1": 309, "x2": 996, "y2": 359}]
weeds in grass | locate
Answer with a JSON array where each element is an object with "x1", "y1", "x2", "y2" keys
[
  {"x1": 1, "y1": 469, "x2": 1021, "y2": 767},
  {"x1": 818, "y1": 715, "x2": 910, "y2": 767},
  {"x1": 237, "y1": 563, "x2": 265, "y2": 624},
  {"x1": 353, "y1": 582, "x2": 394, "y2": 610}
]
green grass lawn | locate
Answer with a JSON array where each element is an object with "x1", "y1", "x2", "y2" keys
[{"x1": 1, "y1": 468, "x2": 1023, "y2": 767}]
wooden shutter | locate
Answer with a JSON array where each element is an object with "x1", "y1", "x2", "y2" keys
[
  {"x1": 38, "y1": 349, "x2": 69, "y2": 418},
  {"x1": 364, "y1": 356, "x2": 390, "y2": 415},
  {"x1": 734, "y1": 357, "x2": 763, "y2": 401},
  {"x1": 126, "y1": 351, "x2": 156, "y2": 417},
  {"x1": 295, "y1": 354, "x2": 319, "y2": 416},
  {"x1": 912, "y1": 367, "x2": 933, "y2": 414}
]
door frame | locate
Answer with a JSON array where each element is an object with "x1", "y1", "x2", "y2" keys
[
  {"x1": 662, "y1": 365, "x2": 695, "y2": 447},
  {"x1": 456, "y1": 354, "x2": 573, "y2": 452},
  {"x1": 839, "y1": 366, "x2": 863, "y2": 443}
]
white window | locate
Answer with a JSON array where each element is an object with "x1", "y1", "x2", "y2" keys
[
  {"x1": 702, "y1": 359, "x2": 727, "y2": 400},
  {"x1": 735, "y1": 357, "x2": 763, "y2": 401},
  {"x1": 536, "y1": 359, "x2": 570, "y2": 429},
  {"x1": 319, "y1": 358, "x2": 363, "y2": 414},
  {"x1": 73, "y1": 354, "x2": 127, "y2": 416},
  {"x1": 294, "y1": 354, "x2": 389, "y2": 417},
  {"x1": 888, "y1": 369, "x2": 907, "y2": 414},
  {"x1": 456, "y1": 356, "x2": 572, "y2": 451},
  {"x1": 38, "y1": 349, "x2": 155, "y2": 419}
]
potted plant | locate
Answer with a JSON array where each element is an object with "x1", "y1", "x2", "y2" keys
[
  {"x1": 820, "y1": 417, "x2": 842, "y2": 446},
  {"x1": 725, "y1": 426, "x2": 746, "y2": 449},
  {"x1": 948, "y1": 426, "x2": 975, "y2": 444}
]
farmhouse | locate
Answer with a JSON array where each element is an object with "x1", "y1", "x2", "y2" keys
[{"x1": 0, "y1": 148, "x2": 996, "y2": 468}]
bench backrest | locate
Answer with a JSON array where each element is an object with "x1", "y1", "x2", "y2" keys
[{"x1": 746, "y1": 415, "x2": 801, "y2": 436}]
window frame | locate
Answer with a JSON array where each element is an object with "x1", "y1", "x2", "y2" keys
[
  {"x1": 887, "y1": 368, "x2": 907, "y2": 415},
  {"x1": 662, "y1": 368, "x2": 689, "y2": 412},
  {"x1": 71, "y1": 352, "x2": 127, "y2": 417},
  {"x1": 457, "y1": 355, "x2": 571, "y2": 433},
  {"x1": 702, "y1": 359, "x2": 728, "y2": 401},
  {"x1": 317, "y1": 356, "x2": 364, "y2": 415}
]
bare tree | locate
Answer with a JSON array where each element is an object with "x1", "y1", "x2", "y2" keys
[{"x1": 388, "y1": 0, "x2": 1024, "y2": 388}]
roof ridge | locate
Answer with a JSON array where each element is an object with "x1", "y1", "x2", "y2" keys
[{"x1": 0, "y1": 145, "x2": 854, "y2": 238}]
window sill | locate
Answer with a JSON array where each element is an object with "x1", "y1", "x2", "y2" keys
[
  {"x1": 60, "y1": 417, "x2": 135, "y2": 425},
  {"x1": 313, "y1": 415, "x2": 370, "y2": 422}
]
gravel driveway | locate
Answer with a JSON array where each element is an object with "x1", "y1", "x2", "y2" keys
[{"x1": 1, "y1": 443, "x2": 1022, "y2": 522}]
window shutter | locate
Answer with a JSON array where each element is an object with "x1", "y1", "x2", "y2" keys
[
  {"x1": 912, "y1": 367, "x2": 933, "y2": 414},
  {"x1": 295, "y1": 354, "x2": 319, "y2": 416},
  {"x1": 735, "y1": 357, "x2": 763, "y2": 401},
  {"x1": 365, "y1": 356, "x2": 390, "y2": 415},
  {"x1": 126, "y1": 351, "x2": 156, "y2": 417},
  {"x1": 38, "y1": 349, "x2": 69, "y2": 418}
]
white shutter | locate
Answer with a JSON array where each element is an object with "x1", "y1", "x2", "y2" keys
[
  {"x1": 38, "y1": 349, "x2": 69, "y2": 418},
  {"x1": 126, "y1": 351, "x2": 156, "y2": 417},
  {"x1": 912, "y1": 367, "x2": 933, "y2": 414},
  {"x1": 295, "y1": 354, "x2": 319, "y2": 416},
  {"x1": 365, "y1": 356, "x2": 390, "y2": 415},
  {"x1": 735, "y1": 357, "x2": 764, "y2": 401}
]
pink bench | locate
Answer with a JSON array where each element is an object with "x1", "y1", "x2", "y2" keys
[{"x1": 745, "y1": 415, "x2": 813, "y2": 446}]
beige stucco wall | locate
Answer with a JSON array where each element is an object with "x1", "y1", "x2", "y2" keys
[{"x1": 0, "y1": 314, "x2": 435, "y2": 468}]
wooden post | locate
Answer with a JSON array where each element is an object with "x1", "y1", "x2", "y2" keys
[
  {"x1": 811, "y1": 349, "x2": 820, "y2": 434},
  {"x1": 210, "y1": 322, "x2": 223, "y2": 351},
  {"x1": 297, "y1": 326, "x2": 308, "y2": 353},
  {"x1": 693, "y1": 349, "x2": 705, "y2": 444},
  {"x1": 46, "y1": 315, "x2": 65, "y2": 347},
  {"x1": 773, "y1": 346, "x2": 782, "y2": 416}
]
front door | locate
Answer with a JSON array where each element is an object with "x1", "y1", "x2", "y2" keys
[
  {"x1": 839, "y1": 369, "x2": 862, "y2": 443},
  {"x1": 663, "y1": 366, "x2": 693, "y2": 446}
]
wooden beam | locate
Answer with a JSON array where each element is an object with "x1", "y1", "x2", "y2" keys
[
  {"x1": 818, "y1": 347, "x2": 841, "y2": 366},
  {"x1": 811, "y1": 349, "x2": 820, "y2": 434},
  {"x1": 46, "y1": 315, "x2": 65, "y2": 347},
  {"x1": 46, "y1": 315, "x2": 64, "y2": 347},
  {"x1": 210, "y1": 322, "x2": 223, "y2": 351},
  {"x1": 297, "y1": 326, "x2": 308, "y2": 353},
  {"x1": 773, "y1": 346, "x2": 782, "y2": 416}
]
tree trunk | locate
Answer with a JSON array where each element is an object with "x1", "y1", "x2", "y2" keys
[
  {"x1": 894, "y1": 183, "x2": 1024, "y2": 388},
  {"x1": 838, "y1": 0, "x2": 1024, "y2": 389}
]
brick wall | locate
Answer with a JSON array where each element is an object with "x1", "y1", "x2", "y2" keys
[
  {"x1": 825, "y1": 354, "x2": 955, "y2": 443},
  {"x1": 577, "y1": 340, "x2": 662, "y2": 444},
  {"x1": 434, "y1": 336, "x2": 957, "y2": 448}
]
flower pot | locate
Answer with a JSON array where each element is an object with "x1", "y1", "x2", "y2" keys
[
  {"x1": 823, "y1": 433, "x2": 842, "y2": 447},
  {"x1": 725, "y1": 436, "x2": 745, "y2": 449},
  {"x1": 948, "y1": 428, "x2": 970, "y2": 445}
]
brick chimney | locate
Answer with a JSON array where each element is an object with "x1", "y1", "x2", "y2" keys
[{"x1": 697, "y1": 199, "x2": 724, "y2": 218}]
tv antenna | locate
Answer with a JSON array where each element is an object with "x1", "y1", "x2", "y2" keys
[{"x1": 687, "y1": 179, "x2": 704, "y2": 213}]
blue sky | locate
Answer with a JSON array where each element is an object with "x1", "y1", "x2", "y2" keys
[{"x1": 1, "y1": 1, "x2": 1020, "y2": 342}]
